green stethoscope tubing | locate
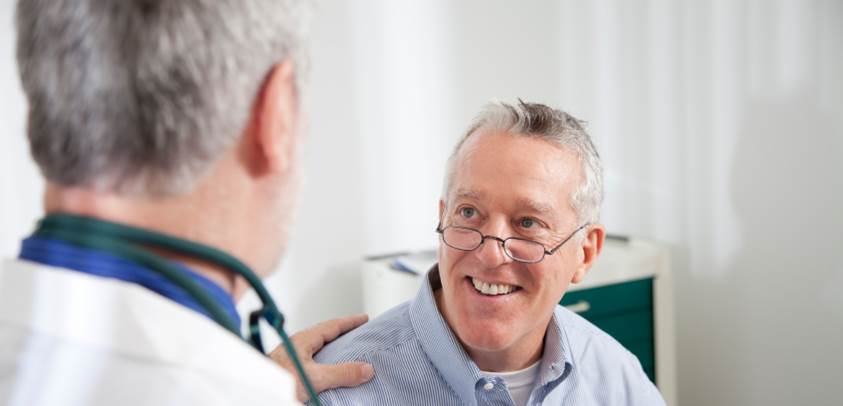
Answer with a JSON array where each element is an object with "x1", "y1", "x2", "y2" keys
[{"x1": 33, "y1": 213, "x2": 320, "y2": 405}]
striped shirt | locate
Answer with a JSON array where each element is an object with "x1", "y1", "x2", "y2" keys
[{"x1": 313, "y1": 268, "x2": 666, "y2": 405}]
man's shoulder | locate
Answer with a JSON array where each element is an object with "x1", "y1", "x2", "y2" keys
[
  {"x1": 312, "y1": 302, "x2": 450, "y2": 406},
  {"x1": 552, "y1": 305, "x2": 665, "y2": 404},
  {"x1": 553, "y1": 305, "x2": 653, "y2": 377},
  {"x1": 553, "y1": 304, "x2": 635, "y2": 362},
  {"x1": 314, "y1": 301, "x2": 418, "y2": 364}
]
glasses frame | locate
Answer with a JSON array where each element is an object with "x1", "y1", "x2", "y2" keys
[{"x1": 435, "y1": 222, "x2": 589, "y2": 264}]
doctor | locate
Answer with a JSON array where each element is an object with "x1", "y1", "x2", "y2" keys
[{"x1": 0, "y1": 1, "x2": 372, "y2": 405}]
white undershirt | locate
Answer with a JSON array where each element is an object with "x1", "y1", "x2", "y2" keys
[{"x1": 481, "y1": 361, "x2": 541, "y2": 406}]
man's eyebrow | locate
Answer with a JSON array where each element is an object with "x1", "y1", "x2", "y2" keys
[
  {"x1": 454, "y1": 190, "x2": 556, "y2": 216},
  {"x1": 515, "y1": 197, "x2": 555, "y2": 216},
  {"x1": 453, "y1": 189, "x2": 485, "y2": 201}
]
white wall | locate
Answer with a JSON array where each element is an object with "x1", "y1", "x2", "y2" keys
[
  {"x1": 0, "y1": 0, "x2": 42, "y2": 257},
  {"x1": 2, "y1": 1, "x2": 841, "y2": 405}
]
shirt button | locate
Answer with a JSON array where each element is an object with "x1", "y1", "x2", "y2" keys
[{"x1": 483, "y1": 381, "x2": 494, "y2": 391}]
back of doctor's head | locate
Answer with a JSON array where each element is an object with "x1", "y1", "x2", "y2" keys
[{"x1": 15, "y1": 0, "x2": 312, "y2": 197}]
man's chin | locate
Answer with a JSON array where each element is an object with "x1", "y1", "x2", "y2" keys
[{"x1": 455, "y1": 323, "x2": 517, "y2": 354}]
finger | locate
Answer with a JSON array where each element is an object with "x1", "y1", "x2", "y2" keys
[
  {"x1": 312, "y1": 314, "x2": 369, "y2": 340},
  {"x1": 309, "y1": 362, "x2": 375, "y2": 393},
  {"x1": 268, "y1": 344, "x2": 293, "y2": 365},
  {"x1": 296, "y1": 314, "x2": 369, "y2": 353}
]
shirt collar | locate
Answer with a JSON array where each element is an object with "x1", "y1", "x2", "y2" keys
[
  {"x1": 410, "y1": 266, "x2": 483, "y2": 405},
  {"x1": 538, "y1": 309, "x2": 572, "y2": 386},
  {"x1": 409, "y1": 265, "x2": 572, "y2": 404}
]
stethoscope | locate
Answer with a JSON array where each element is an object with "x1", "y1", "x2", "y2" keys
[{"x1": 32, "y1": 213, "x2": 321, "y2": 405}]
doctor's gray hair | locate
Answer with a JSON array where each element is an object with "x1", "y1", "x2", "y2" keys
[
  {"x1": 442, "y1": 100, "x2": 604, "y2": 225},
  {"x1": 16, "y1": 0, "x2": 313, "y2": 196}
]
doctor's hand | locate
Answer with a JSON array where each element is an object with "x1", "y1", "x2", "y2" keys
[{"x1": 269, "y1": 314, "x2": 374, "y2": 402}]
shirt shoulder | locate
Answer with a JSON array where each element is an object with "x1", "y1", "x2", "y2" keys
[
  {"x1": 312, "y1": 302, "x2": 464, "y2": 406},
  {"x1": 314, "y1": 301, "x2": 417, "y2": 364},
  {"x1": 554, "y1": 304, "x2": 636, "y2": 362},
  {"x1": 0, "y1": 259, "x2": 301, "y2": 406}
]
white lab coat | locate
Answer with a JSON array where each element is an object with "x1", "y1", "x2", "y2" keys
[{"x1": 0, "y1": 258, "x2": 301, "y2": 406}]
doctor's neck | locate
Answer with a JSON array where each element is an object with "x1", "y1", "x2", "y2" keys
[{"x1": 43, "y1": 182, "x2": 253, "y2": 301}]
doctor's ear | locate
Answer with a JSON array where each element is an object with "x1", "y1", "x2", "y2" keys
[
  {"x1": 438, "y1": 200, "x2": 445, "y2": 222},
  {"x1": 242, "y1": 61, "x2": 300, "y2": 177},
  {"x1": 571, "y1": 224, "x2": 605, "y2": 284}
]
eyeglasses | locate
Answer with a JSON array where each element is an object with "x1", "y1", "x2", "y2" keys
[{"x1": 435, "y1": 223, "x2": 589, "y2": 264}]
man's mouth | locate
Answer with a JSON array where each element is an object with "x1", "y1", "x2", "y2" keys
[{"x1": 470, "y1": 277, "x2": 521, "y2": 296}]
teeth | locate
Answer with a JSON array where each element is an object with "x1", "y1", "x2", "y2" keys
[{"x1": 471, "y1": 277, "x2": 516, "y2": 296}]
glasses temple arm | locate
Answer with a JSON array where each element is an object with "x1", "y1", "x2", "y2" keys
[{"x1": 546, "y1": 223, "x2": 590, "y2": 255}]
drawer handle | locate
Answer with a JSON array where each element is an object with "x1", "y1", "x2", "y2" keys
[{"x1": 564, "y1": 300, "x2": 591, "y2": 313}]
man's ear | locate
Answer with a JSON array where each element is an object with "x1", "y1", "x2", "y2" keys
[
  {"x1": 571, "y1": 224, "x2": 605, "y2": 284},
  {"x1": 438, "y1": 199, "x2": 445, "y2": 224},
  {"x1": 244, "y1": 61, "x2": 299, "y2": 177}
]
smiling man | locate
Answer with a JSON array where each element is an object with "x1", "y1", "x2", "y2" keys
[{"x1": 312, "y1": 101, "x2": 665, "y2": 405}]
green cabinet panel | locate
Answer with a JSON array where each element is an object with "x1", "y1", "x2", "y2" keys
[
  {"x1": 559, "y1": 278, "x2": 652, "y2": 319},
  {"x1": 621, "y1": 338, "x2": 656, "y2": 382},
  {"x1": 590, "y1": 310, "x2": 653, "y2": 342},
  {"x1": 591, "y1": 313, "x2": 656, "y2": 383},
  {"x1": 622, "y1": 338, "x2": 655, "y2": 367},
  {"x1": 643, "y1": 365, "x2": 655, "y2": 383}
]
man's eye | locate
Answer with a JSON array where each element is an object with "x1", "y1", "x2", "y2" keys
[
  {"x1": 520, "y1": 218, "x2": 536, "y2": 228},
  {"x1": 459, "y1": 207, "x2": 476, "y2": 218}
]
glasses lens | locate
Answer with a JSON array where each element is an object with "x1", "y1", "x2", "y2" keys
[
  {"x1": 443, "y1": 227, "x2": 482, "y2": 250},
  {"x1": 504, "y1": 239, "x2": 545, "y2": 263}
]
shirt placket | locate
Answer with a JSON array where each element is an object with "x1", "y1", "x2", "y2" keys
[{"x1": 475, "y1": 377, "x2": 515, "y2": 405}]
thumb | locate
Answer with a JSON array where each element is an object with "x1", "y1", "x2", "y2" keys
[{"x1": 311, "y1": 362, "x2": 375, "y2": 393}]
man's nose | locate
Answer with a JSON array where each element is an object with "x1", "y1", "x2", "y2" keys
[{"x1": 474, "y1": 234, "x2": 511, "y2": 267}]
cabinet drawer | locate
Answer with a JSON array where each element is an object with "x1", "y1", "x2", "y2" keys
[
  {"x1": 590, "y1": 309, "x2": 654, "y2": 342},
  {"x1": 560, "y1": 277, "x2": 653, "y2": 319}
]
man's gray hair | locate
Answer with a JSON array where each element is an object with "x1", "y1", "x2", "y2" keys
[
  {"x1": 443, "y1": 100, "x2": 604, "y2": 225},
  {"x1": 16, "y1": 0, "x2": 312, "y2": 196}
]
